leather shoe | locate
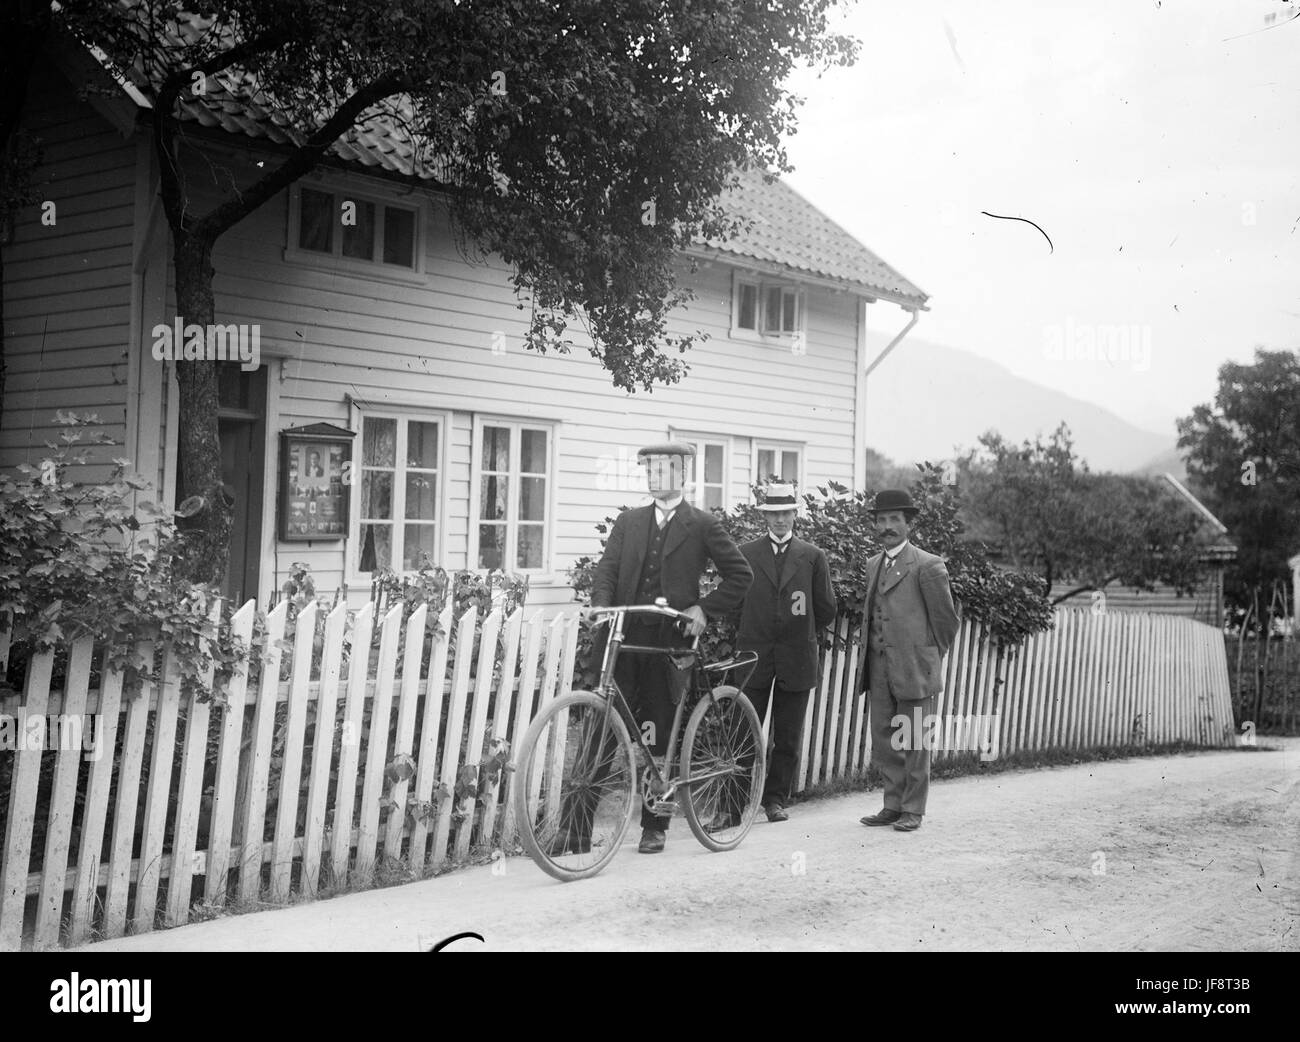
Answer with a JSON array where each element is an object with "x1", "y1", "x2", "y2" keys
[
  {"x1": 892, "y1": 812, "x2": 923, "y2": 832},
  {"x1": 637, "y1": 828, "x2": 666, "y2": 853},
  {"x1": 764, "y1": 803, "x2": 789, "y2": 823},
  {"x1": 860, "y1": 808, "x2": 902, "y2": 826}
]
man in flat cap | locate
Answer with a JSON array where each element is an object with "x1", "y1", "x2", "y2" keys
[
  {"x1": 734, "y1": 483, "x2": 837, "y2": 822},
  {"x1": 856, "y1": 489, "x2": 959, "y2": 832},
  {"x1": 590, "y1": 442, "x2": 753, "y2": 853}
]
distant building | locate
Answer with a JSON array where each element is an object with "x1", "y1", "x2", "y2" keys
[{"x1": 1043, "y1": 473, "x2": 1237, "y2": 627}]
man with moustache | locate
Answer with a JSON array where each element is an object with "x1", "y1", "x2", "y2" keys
[
  {"x1": 734, "y1": 483, "x2": 837, "y2": 822},
  {"x1": 856, "y1": 489, "x2": 960, "y2": 832},
  {"x1": 588, "y1": 442, "x2": 753, "y2": 853}
]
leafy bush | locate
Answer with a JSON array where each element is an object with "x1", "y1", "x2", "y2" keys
[
  {"x1": 567, "y1": 463, "x2": 1053, "y2": 685},
  {"x1": 0, "y1": 412, "x2": 249, "y2": 700}
]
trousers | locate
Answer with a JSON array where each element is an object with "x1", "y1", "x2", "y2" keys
[{"x1": 867, "y1": 649, "x2": 936, "y2": 816}]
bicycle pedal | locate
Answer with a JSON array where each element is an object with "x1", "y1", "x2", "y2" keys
[{"x1": 650, "y1": 800, "x2": 679, "y2": 816}]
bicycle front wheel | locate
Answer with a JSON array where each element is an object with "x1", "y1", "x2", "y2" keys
[
  {"x1": 511, "y1": 690, "x2": 638, "y2": 882},
  {"x1": 680, "y1": 685, "x2": 765, "y2": 851}
]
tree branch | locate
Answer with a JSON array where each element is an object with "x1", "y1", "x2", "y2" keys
[
  {"x1": 192, "y1": 70, "x2": 413, "y2": 240},
  {"x1": 1051, "y1": 574, "x2": 1123, "y2": 606}
]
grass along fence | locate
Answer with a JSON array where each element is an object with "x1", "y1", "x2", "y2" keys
[{"x1": 0, "y1": 602, "x2": 1233, "y2": 950}]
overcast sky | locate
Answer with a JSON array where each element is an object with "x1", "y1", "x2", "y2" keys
[{"x1": 780, "y1": 0, "x2": 1299, "y2": 438}]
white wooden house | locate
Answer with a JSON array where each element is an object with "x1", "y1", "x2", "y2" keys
[{"x1": 2, "y1": 38, "x2": 928, "y2": 614}]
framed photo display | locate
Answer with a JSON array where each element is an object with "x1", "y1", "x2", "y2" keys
[{"x1": 278, "y1": 422, "x2": 355, "y2": 541}]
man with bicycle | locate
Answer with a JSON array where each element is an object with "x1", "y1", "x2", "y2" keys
[{"x1": 589, "y1": 442, "x2": 753, "y2": 853}]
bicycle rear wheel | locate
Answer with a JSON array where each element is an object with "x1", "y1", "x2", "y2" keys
[
  {"x1": 511, "y1": 690, "x2": 637, "y2": 882},
  {"x1": 680, "y1": 685, "x2": 765, "y2": 851}
]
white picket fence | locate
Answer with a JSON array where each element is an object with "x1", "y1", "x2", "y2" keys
[
  {"x1": 0, "y1": 603, "x2": 1232, "y2": 950},
  {"x1": 794, "y1": 607, "x2": 1236, "y2": 789}
]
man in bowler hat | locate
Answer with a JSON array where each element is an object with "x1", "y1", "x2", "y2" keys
[
  {"x1": 856, "y1": 489, "x2": 959, "y2": 832},
  {"x1": 590, "y1": 442, "x2": 753, "y2": 852},
  {"x1": 735, "y1": 483, "x2": 837, "y2": 821}
]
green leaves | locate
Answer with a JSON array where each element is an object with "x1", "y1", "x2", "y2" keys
[{"x1": 0, "y1": 410, "x2": 252, "y2": 701}]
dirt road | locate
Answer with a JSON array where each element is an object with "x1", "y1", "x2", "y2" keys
[{"x1": 76, "y1": 741, "x2": 1299, "y2": 952}]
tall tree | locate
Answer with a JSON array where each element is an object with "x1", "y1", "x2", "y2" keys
[
  {"x1": 47, "y1": 0, "x2": 854, "y2": 583},
  {"x1": 962, "y1": 424, "x2": 1205, "y2": 605},
  {"x1": 1177, "y1": 348, "x2": 1300, "y2": 612}
]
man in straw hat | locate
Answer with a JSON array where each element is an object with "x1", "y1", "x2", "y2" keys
[
  {"x1": 734, "y1": 483, "x2": 837, "y2": 822},
  {"x1": 856, "y1": 489, "x2": 959, "y2": 832},
  {"x1": 590, "y1": 441, "x2": 753, "y2": 853}
]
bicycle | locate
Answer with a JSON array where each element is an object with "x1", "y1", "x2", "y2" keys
[{"x1": 510, "y1": 599, "x2": 767, "y2": 882}]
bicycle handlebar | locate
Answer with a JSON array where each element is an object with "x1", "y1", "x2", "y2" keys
[{"x1": 582, "y1": 602, "x2": 692, "y2": 624}]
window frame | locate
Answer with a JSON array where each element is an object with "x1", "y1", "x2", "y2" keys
[
  {"x1": 286, "y1": 182, "x2": 428, "y2": 285},
  {"x1": 752, "y1": 439, "x2": 805, "y2": 489},
  {"x1": 468, "y1": 415, "x2": 559, "y2": 578},
  {"x1": 730, "y1": 270, "x2": 805, "y2": 342},
  {"x1": 670, "y1": 429, "x2": 732, "y2": 512},
  {"x1": 346, "y1": 407, "x2": 450, "y2": 585}
]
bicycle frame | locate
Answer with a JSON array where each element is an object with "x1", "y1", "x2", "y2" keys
[{"x1": 587, "y1": 603, "x2": 757, "y2": 809}]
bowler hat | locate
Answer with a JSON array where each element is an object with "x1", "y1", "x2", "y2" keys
[
  {"x1": 870, "y1": 488, "x2": 919, "y2": 518},
  {"x1": 756, "y1": 482, "x2": 799, "y2": 512}
]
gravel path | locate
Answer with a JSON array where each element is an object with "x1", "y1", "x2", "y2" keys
[{"x1": 75, "y1": 739, "x2": 1300, "y2": 952}]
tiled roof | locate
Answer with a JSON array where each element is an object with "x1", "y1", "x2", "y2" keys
[
  {"x1": 116, "y1": 12, "x2": 927, "y2": 305},
  {"x1": 702, "y1": 170, "x2": 927, "y2": 305}
]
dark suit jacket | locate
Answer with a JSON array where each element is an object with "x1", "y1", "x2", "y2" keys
[
  {"x1": 735, "y1": 536, "x2": 837, "y2": 691},
  {"x1": 856, "y1": 542, "x2": 960, "y2": 700},
  {"x1": 590, "y1": 501, "x2": 753, "y2": 617}
]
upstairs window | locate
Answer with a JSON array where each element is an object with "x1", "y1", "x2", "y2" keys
[
  {"x1": 293, "y1": 186, "x2": 419, "y2": 271},
  {"x1": 734, "y1": 275, "x2": 802, "y2": 337}
]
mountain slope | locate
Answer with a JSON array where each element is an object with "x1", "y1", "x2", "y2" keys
[{"x1": 863, "y1": 338, "x2": 1175, "y2": 474}]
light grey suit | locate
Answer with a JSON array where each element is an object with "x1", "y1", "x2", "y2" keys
[{"x1": 857, "y1": 542, "x2": 960, "y2": 815}]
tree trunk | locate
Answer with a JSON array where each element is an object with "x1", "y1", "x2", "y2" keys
[{"x1": 171, "y1": 231, "x2": 232, "y2": 586}]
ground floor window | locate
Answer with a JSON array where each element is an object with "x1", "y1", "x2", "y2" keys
[
  {"x1": 472, "y1": 417, "x2": 555, "y2": 573},
  {"x1": 671, "y1": 430, "x2": 731, "y2": 511},
  {"x1": 354, "y1": 411, "x2": 445, "y2": 574},
  {"x1": 754, "y1": 440, "x2": 803, "y2": 487}
]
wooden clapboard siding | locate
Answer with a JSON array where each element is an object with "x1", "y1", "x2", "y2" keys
[
  {"x1": 133, "y1": 154, "x2": 864, "y2": 610},
  {"x1": 0, "y1": 66, "x2": 135, "y2": 477}
]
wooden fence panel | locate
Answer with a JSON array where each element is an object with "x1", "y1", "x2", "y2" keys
[
  {"x1": 0, "y1": 649, "x2": 52, "y2": 951},
  {"x1": 480, "y1": 607, "x2": 524, "y2": 849},
  {"x1": 132, "y1": 648, "x2": 181, "y2": 934},
  {"x1": 34, "y1": 637, "x2": 92, "y2": 947},
  {"x1": 68, "y1": 653, "x2": 124, "y2": 945},
  {"x1": 455, "y1": 608, "x2": 502, "y2": 860},
  {"x1": 410, "y1": 602, "x2": 452, "y2": 869},
  {"x1": 103, "y1": 642, "x2": 152, "y2": 938},
  {"x1": 384, "y1": 604, "x2": 428, "y2": 863},
  {"x1": 431, "y1": 610, "x2": 478, "y2": 866},
  {"x1": 239, "y1": 603, "x2": 286, "y2": 901},
  {"x1": 303, "y1": 601, "x2": 348, "y2": 894},
  {"x1": 165, "y1": 605, "x2": 220, "y2": 927},
  {"x1": 329, "y1": 603, "x2": 373, "y2": 882},
  {"x1": 205, "y1": 600, "x2": 255, "y2": 905},
  {"x1": 354, "y1": 603, "x2": 403, "y2": 884},
  {"x1": 270, "y1": 601, "x2": 318, "y2": 902}
]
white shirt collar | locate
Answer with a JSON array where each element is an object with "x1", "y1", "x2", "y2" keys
[
  {"x1": 884, "y1": 539, "x2": 910, "y2": 561},
  {"x1": 655, "y1": 494, "x2": 683, "y2": 516},
  {"x1": 769, "y1": 532, "x2": 793, "y2": 546}
]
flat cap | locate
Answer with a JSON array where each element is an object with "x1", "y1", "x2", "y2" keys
[{"x1": 636, "y1": 441, "x2": 696, "y2": 459}]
